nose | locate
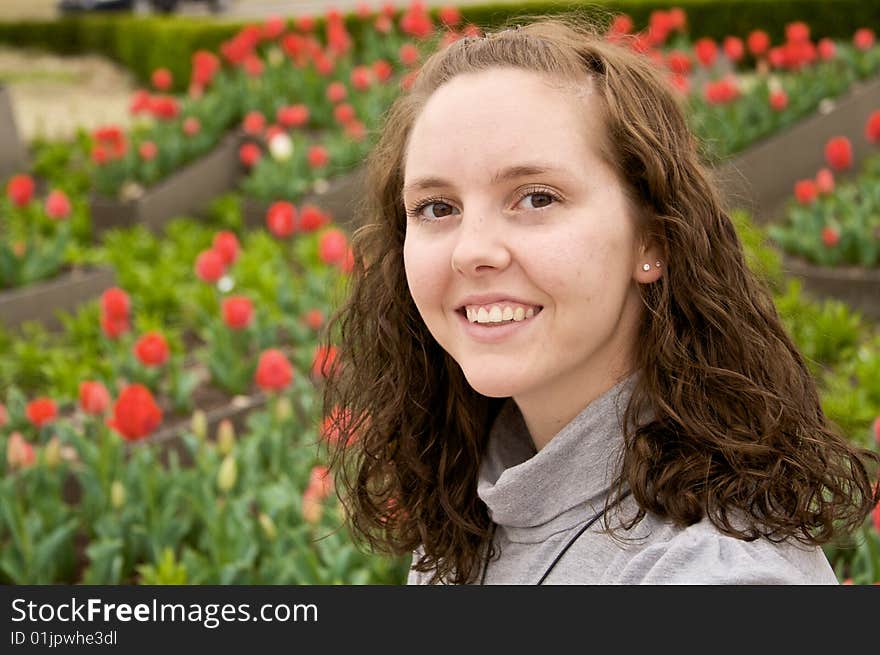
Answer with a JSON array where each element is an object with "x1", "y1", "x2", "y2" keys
[{"x1": 450, "y1": 210, "x2": 512, "y2": 275}]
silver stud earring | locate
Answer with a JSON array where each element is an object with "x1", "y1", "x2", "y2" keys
[
  {"x1": 655, "y1": 261, "x2": 662, "y2": 268},
  {"x1": 642, "y1": 263, "x2": 651, "y2": 271}
]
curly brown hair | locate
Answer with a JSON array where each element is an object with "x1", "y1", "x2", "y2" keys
[{"x1": 318, "y1": 10, "x2": 880, "y2": 584}]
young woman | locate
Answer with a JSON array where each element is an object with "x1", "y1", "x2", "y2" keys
[{"x1": 319, "y1": 13, "x2": 880, "y2": 584}]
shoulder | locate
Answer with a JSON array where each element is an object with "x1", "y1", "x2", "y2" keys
[{"x1": 609, "y1": 516, "x2": 839, "y2": 585}]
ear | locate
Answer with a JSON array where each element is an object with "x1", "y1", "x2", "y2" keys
[{"x1": 634, "y1": 241, "x2": 664, "y2": 284}]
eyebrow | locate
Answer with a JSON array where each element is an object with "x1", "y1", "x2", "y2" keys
[{"x1": 401, "y1": 163, "x2": 570, "y2": 197}]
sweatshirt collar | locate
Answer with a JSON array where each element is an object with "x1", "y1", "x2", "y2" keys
[{"x1": 476, "y1": 370, "x2": 648, "y2": 543}]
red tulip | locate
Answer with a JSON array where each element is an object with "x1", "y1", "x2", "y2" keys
[
  {"x1": 667, "y1": 8, "x2": 686, "y2": 32},
  {"x1": 277, "y1": 104, "x2": 309, "y2": 128},
  {"x1": 817, "y1": 38, "x2": 836, "y2": 60},
  {"x1": 438, "y1": 5, "x2": 461, "y2": 27},
  {"x1": 794, "y1": 179, "x2": 818, "y2": 205},
  {"x1": 308, "y1": 464, "x2": 334, "y2": 499},
  {"x1": 668, "y1": 73, "x2": 690, "y2": 95},
  {"x1": 296, "y1": 14, "x2": 315, "y2": 32},
  {"x1": 239, "y1": 143, "x2": 261, "y2": 168},
  {"x1": 399, "y1": 42, "x2": 419, "y2": 67},
  {"x1": 326, "y1": 81, "x2": 348, "y2": 104},
  {"x1": 723, "y1": 36, "x2": 744, "y2": 62},
  {"x1": 139, "y1": 141, "x2": 158, "y2": 161},
  {"x1": 243, "y1": 111, "x2": 266, "y2": 136},
  {"x1": 130, "y1": 89, "x2": 152, "y2": 114},
  {"x1": 148, "y1": 96, "x2": 179, "y2": 120},
  {"x1": 195, "y1": 249, "x2": 226, "y2": 283},
  {"x1": 45, "y1": 189, "x2": 71, "y2": 220},
  {"x1": 6, "y1": 174, "x2": 35, "y2": 207},
  {"x1": 311, "y1": 344, "x2": 338, "y2": 380},
  {"x1": 769, "y1": 89, "x2": 788, "y2": 111},
  {"x1": 151, "y1": 67, "x2": 173, "y2": 91},
  {"x1": 107, "y1": 384, "x2": 162, "y2": 441},
  {"x1": 873, "y1": 416, "x2": 880, "y2": 446},
  {"x1": 101, "y1": 287, "x2": 130, "y2": 321},
  {"x1": 0, "y1": 402, "x2": 7, "y2": 427},
  {"x1": 299, "y1": 205, "x2": 329, "y2": 232},
  {"x1": 694, "y1": 37, "x2": 718, "y2": 67},
  {"x1": 266, "y1": 201, "x2": 297, "y2": 238},
  {"x1": 243, "y1": 55, "x2": 264, "y2": 77},
  {"x1": 824, "y1": 136, "x2": 852, "y2": 171},
  {"x1": 815, "y1": 168, "x2": 835, "y2": 195},
  {"x1": 79, "y1": 381, "x2": 111, "y2": 415},
  {"x1": 747, "y1": 30, "x2": 770, "y2": 56},
  {"x1": 262, "y1": 15, "x2": 285, "y2": 40},
  {"x1": 320, "y1": 406, "x2": 359, "y2": 447},
  {"x1": 344, "y1": 120, "x2": 366, "y2": 142},
  {"x1": 183, "y1": 116, "x2": 201, "y2": 136},
  {"x1": 26, "y1": 397, "x2": 57, "y2": 427},
  {"x1": 134, "y1": 331, "x2": 170, "y2": 367},
  {"x1": 865, "y1": 110, "x2": 880, "y2": 143},
  {"x1": 307, "y1": 145, "x2": 329, "y2": 168},
  {"x1": 854, "y1": 28, "x2": 875, "y2": 51},
  {"x1": 333, "y1": 103, "x2": 355, "y2": 126},
  {"x1": 372, "y1": 59, "x2": 393, "y2": 83},
  {"x1": 318, "y1": 228, "x2": 348, "y2": 265},
  {"x1": 6, "y1": 432, "x2": 35, "y2": 469},
  {"x1": 703, "y1": 77, "x2": 739, "y2": 104},
  {"x1": 785, "y1": 21, "x2": 810, "y2": 44},
  {"x1": 191, "y1": 50, "x2": 220, "y2": 87},
  {"x1": 212, "y1": 231, "x2": 240, "y2": 266},
  {"x1": 355, "y1": 2, "x2": 372, "y2": 19},
  {"x1": 101, "y1": 315, "x2": 130, "y2": 339},
  {"x1": 303, "y1": 309, "x2": 324, "y2": 331},
  {"x1": 821, "y1": 226, "x2": 840, "y2": 248},
  {"x1": 222, "y1": 296, "x2": 254, "y2": 330},
  {"x1": 255, "y1": 349, "x2": 293, "y2": 391},
  {"x1": 350, "y1": 65, "x2": 373, "y2": 91},
  {"x1": 609, "y1": 14, "x2": 633, "y2": 35},
  {"x1": 374, "y1": 13, "x2": 393, "y2": 34},
  {"x1": 666, "y1": 50, "x2": 691, "y2": 76}
]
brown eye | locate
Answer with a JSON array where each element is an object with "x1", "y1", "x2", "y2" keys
[{"x1": 516, "y1": 190, "x2": 558, "y2": 211}]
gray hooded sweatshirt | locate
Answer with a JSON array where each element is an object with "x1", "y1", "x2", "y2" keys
[{"x1": 407, "y1": 371, "x2": 839, "y2": 584}]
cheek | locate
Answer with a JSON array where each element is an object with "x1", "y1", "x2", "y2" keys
[{"x1": 403, "y1": 238, "x2": 446, "y2": 309}]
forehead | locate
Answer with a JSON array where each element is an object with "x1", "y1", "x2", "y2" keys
[{"x1": 403, "y1": 68, "x2": 603, "y2": 184}]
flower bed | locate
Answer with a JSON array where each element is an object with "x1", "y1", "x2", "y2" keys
[
  {"x1": 766, "y1": 115, "x2": 880, "y2": 320},
  {"x1": 89, "y1": 131, "x2": 244, "y2": 238},
  {"x1": 716, "y1": 74, "x2": 880, "y2": 224}
]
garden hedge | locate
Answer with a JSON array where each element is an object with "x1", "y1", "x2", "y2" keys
[{"x1": 0, "y1": 0, "x2": 878, "y2": 90}]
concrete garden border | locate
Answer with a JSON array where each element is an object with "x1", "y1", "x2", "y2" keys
[
  {"x1": 0, "y1": 266, "x2": 116, "y2": 332},
  {"x1": 0, "y1": 84, "x2": 28, "y2": 181},
  {"x1": 89, "y1": 131, "x2": 244, "y2": 239},
  {"x1": 780, "y1": 252, "x2": 880, "y2": 323}
]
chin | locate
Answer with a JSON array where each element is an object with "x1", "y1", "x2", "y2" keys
[{"x1": 459, "y1": 369, "x2": 525, "y2": 399}]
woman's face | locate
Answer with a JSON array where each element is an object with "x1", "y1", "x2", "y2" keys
[{"x1": 401, "y1": 67, "x2": 660, "y2": 439}]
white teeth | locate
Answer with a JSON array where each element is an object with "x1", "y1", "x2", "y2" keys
[{"x1": 465, "y1": 304, "x2": 540, "y2": 324}]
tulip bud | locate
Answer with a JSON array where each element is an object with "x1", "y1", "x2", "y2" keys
[
  {"x1": 110, "y1": 480, "x2": 126, "y2": 509},
  {"x1": 44, "y1": 436, "x2": 62, "y2": 469},
  {"x1": 217, "y1": 454, "x2": 238, "y2": 493},
  {"x1": 258, "y1": 512, "x2": 278, "y2": 541},
  {"x1": 190, "y1": 409, "x2": 207, "y2": 441},
  {"x1": 216, "y1": 419, "x2": 236, "y2": 455},
  {"x1": 274, "y1": 396, "x2": 293, "y2": 422},
  {"x1": 302, "y1": 488, "x2": 323, "y2": 524}
]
